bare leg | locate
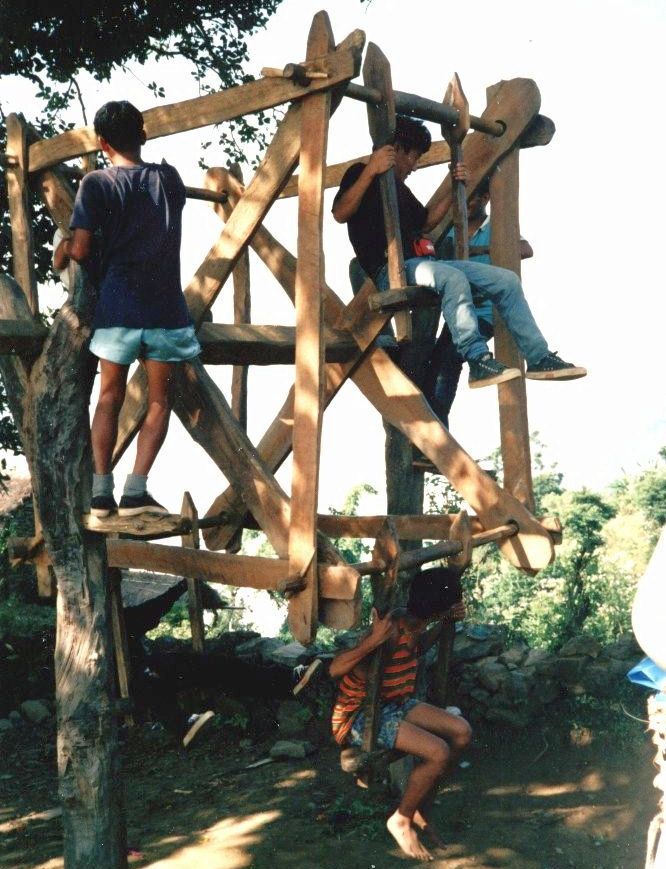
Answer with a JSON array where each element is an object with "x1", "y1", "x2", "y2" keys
[
  {"x1": 91, "y1": 360, "x2": 129, "y2": 474},
  {"x1": 405, "y1": 703, "x2": 472, "y2": 843},
  {"x1": 133, "y1": 360, "x2": 175, "y2": 476},
  {"x1": 386, "y1": 720, "x2": 451, "y2": 861}
]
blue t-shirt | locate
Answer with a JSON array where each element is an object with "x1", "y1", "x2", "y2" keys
[{"x1": 71, "y1": 162, "x2": 191, "y2": 330}]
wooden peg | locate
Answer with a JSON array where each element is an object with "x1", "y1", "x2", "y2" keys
[{"x1": 181, "y1": 491, "x2": 206, "y2": 654}]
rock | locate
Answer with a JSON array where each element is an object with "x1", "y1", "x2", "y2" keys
[
  {"x1": 473, "y1": 658, "x2": 509, "y2": 693},
  {"x1": 216, "y1": 696, "x2": 248, "y2": 724},
  {"x1": 469, "y1": 687, "x2": 491, "y2": 706},
  {"x1": 485, "y1": 703, "x2": 531, "y2": 728},
  {"x1": 8, "y1": 711, "x2": 22, "y2": 724},
  {"x1": 0, "y1": 719, "x2": 13, "y2": 732},
  {"x1": 582, "y1": 663, "x2": 626, "y2": 698},
  {"x1": 270, "y1": 642, "x2": 314, "y2": 668},
  {"x1": 499, "y1": 643, "x2": 529, "y2": 667},
  {"x1": 555, "y1": 656, "x2": 588, "y2": 684},
  {"x1": 235, "y1": 637, "x2": 282, "y2": 662},
  {"x1": 504, "y1": 671, "x2": 531, "y2": 702},
  {"x1": 20, "y1": 700, "x2": 51, "y2": 724},
  {"x1": 603, "y1": 633, "x2": 641, "y2": 661},
  {"x1": 270, "y1": 739, "x2": 314, "y2": 759},
  {"x1": 277, "y1": 700, "x2": 312, "y2": 736},
  {"x1": 559, "y1": 636, "x2": 601, "y2": 658},
  {"x1": 334, "y1": 630, "x2": 365, "y2": 650},
  {"x1": 454, "y1": 634, "x2": 504, "y2": 663},
  {"x1": 533, "y1": 678, "x2": 561, "y2": 705}
]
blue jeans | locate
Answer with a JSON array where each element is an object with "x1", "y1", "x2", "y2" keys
[{"x1": 376, "y1": 257, "x2": 548, "y2": 365}]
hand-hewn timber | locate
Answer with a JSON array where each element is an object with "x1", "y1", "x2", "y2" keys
[
  {"x1": 0, "y1": 318, "x2": 48, "y2": 355},
  {"x1": 109, "y1": 567, "x2": 134, "y2": 726},
  {"x1": 442, "y1": 73, "x2": 470, "y2": 261},
  {"x1": 28, "y1": 37, "x2": 364, "y2": 173},
  {"x1": 288, "y1": 11, "x2": 334, "y2": 643},
  {"x1": 181, "y1": 493, "x2": 206, "y2": 654},
  {"x1": 196, "y1": 322, "x2": 360, "y2": 365},
  {"x1": 363, "y1": 42, "x2": 411, "y2": 342},
  {"x1": 5, "y1": 114, "x2": 38, "y2": 314},
  {"x1": 428, "y1": 78, "x2": 542, "y2": 244},
  {"x1": 489, "y1": 143, "x2": 534, "y2": 510},
  {"x1": 228, "y1": 164, "x2": 251, "y2": 432}
]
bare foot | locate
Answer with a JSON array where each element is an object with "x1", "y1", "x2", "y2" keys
[
  {"x1": 387, "y1": 810, "x2": 433, "y2": 862},
  {"x1": 413, "y1": 810, "x2": 447, "y2": 850}
]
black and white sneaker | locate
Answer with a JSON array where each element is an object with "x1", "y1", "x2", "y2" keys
[
  {"x1": 118, "y1": 492, "x2": 169, "y2": 517},
  {"x1": 526, "y1": 351, "x2": 587, "y2": 381},
  {"x1": 90, "y1": 494, "x2": 118, "y2": 518},
  {"x1": 468, "y1": 353, "x2": 521, "y2": 389}
]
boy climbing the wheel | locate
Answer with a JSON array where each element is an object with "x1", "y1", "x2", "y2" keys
[
  {"x1": 330, "y1": 566, "x2": 471, "y2": 862},
  {"x1": 54, "y1": 100, "x2": 200, "y2": 518},
  {"x1": 332, "y1": 114, "x2": 586, "y2": 390}
]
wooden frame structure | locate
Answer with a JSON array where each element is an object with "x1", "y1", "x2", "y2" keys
[{"x1": 0, "y1": 10, "x2": 563, "y2": 866}]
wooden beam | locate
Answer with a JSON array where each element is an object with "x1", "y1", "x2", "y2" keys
[
  {"x1": 196, "y1": 322, "x2": 360, "y2": 365},
  {"x1": 0, "y1": 318, "x2": 48, "y2": 355},
  {"x1": 228, "y1": 164, "x2": 251, "y2": 431},
  {"x1": 489, "y1": 145, "x2": 534, "y2": 510},
  {"x1": 316, "y1": 512, "x2": 486, "y2": 540},
  {"x1": 6, "y1": 114, "x2": 38, "y2": 314},
  {"x1": 109, "y1": 567, "x2": 134, "y2": 726},
  {"x1": 27, "y1": 37, "x2": 364, "y2": 173},
  {"x1": 288, "y1": 10, "x2": 334, "y2": 644},
  {"x1": 181, "y1": 492, "x2": 206, "y2": 654}
]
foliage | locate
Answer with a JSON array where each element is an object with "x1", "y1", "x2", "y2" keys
[{"x1": 0, "y1": 592, "x2": 55, "y2": 639}]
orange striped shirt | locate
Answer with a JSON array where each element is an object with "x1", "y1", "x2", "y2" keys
[{"x1": 331, "y1": 628, "x2": 418, "y2": 745}]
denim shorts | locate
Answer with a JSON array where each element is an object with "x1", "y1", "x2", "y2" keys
[
  {"x1": 349, "y1": 698, "x2": 421, "y2": 749},
  {"x1": 90, "y1": 325, "x2": 201, "y2": 365}
]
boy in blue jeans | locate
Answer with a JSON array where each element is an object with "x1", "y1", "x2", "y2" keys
[{"x1": 55, "y1": 101, "x2": 200, "y2": 517}]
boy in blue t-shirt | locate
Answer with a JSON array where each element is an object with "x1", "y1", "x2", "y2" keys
[{"x1": 54, "y1": 101, "x2": 200, "y2": 518}]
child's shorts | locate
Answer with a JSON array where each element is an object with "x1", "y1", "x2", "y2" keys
[
  {"x1": 90, "y1": 325, "x2": 201, "y2": 365},
  {"x1": 349, "y1": 698, "x2": 421, "y2": 749}
]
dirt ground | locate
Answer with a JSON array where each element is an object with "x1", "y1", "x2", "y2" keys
[{"x1": 0, "y1": 711, "x2": 658, "y2": 869}]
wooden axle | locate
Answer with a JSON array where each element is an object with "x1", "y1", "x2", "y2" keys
[
  {"x1": 350, "y1": 522, "x2": 518, "y2": 576},
  {"x1": 345, "y1": 82, "x2": 504, "y2": 138}
]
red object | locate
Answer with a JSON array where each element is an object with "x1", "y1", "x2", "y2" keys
[{"x1": 412, "y1": 237, "x2": 435, "y2": 257}]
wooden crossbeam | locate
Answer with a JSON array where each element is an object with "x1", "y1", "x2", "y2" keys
[
  {"x1": 196, "y1": 322, "x2": 360, "y2": 365},
  {"x1": 0, "y1": 318, "x2": 48, "y2": 355},
  {"x1": 27, "y1": 36, "x2": 364, "y2": 174},
  {"x1": 287, "y1": 11, "x2": 334, "y2": 643}
]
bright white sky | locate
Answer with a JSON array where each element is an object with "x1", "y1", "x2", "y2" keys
[{"x1": 5, "y1": 0, "x2": 666, "y2": 519}]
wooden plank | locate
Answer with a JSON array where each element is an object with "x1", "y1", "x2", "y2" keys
[
  {"x1": 489, "y1": 145, "x2": 534, "y2": 511},
  {"x1": 108, "y1": 567, "x2": 134, "y2": 726},
  {"x1": 287, "y1": 10, "x2": 334, "y2": 644},
  {"x1": 6, "y1": 114, "x2": 38, "y2": 314},
  {"x1": 196, "y1": 322, "x2": 360, "y2": 365},
  {"x1": 316, "y1": 512, "x2": 485, "y2": 540},
  {"x1": 27, "y1": 39, "x2": 364, "y2": 173},
  {"x1": 428, "y1": 78, "x2": 542, "y2": 244},
  {"x1": 367, "y1": 286, "x2": 439, "y2": 313},
  {"x1": 363, "y1": 43, "x2": 410, "y2": 342},
  {"x1": 181, "y1": 492, "x2": 206, "y2": 654}
]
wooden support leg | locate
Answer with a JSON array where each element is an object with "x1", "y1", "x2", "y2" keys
[
  {"x1": 181, "y1": 492, "x2": 206, "y2": 654},
  {"x1": 109, "y1": 566, "x2": 134, "y2": 726},
  {"x1": 287, "y1": 11, "x2": 334, "y2": 644}
]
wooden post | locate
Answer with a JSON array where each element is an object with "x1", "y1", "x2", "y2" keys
[
  {"x1": 180, "y1": 492, "x2": 206, "y2": 654},
  {"x1": 432, "y1": 511, "x2": 472, "y2": 706},
  {"x1": 109, "y1": 566, "x2": 134, "y2": 726},
  {"x1": 363, "y1": 42, "x2": 411, "y2": 343},
  {"x1": 488, "y1": 144, "x2": 535, "y2": 510},
  {"x1": 287, "y1": 11, "x2": 334, "y2": 644},
  {"x1": 442, "y1": 73, "x2": 471, "y2": 261},
  {"x1": 362, "y1": 521, "x2": 400, "y2": 765},
  {"x1": 229, "y1": 163, "x2": 251, "y2": 431},
  {"x1": 6, "y1": 113, "x2": 38, "y2": 314}
]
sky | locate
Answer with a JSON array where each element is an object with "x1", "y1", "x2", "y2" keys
[{"x1": 4, "y1": 0, "x2": 666, "y2": 520}]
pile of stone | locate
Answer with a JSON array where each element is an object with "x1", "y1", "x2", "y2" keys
[{"x1": 0, "y1": 699, "x2": 52, "y2": 734}]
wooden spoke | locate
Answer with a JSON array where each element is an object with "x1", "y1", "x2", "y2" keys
[
  {"x1": 6, "y1": 114, "x2": 38, "y2": 314},
  {"x1": 363, "y1": 43, "x2": 410, "y2": 342}
]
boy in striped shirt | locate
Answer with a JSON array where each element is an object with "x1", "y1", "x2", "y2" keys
[{"x1": 330, "y1": 566, "x2": 471, "y2": 861}]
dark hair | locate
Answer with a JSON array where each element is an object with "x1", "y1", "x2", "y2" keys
[
  {"x1": 406, "y1": 566, "x2": 462, "y2": 619},
  {"x1": 393, "y1": 115, "x2": 432, "y2": 156},
  {"x1": 93, "y1": 101, "x2": 144, "y2": 151}
]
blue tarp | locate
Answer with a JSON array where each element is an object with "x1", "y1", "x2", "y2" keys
[{"x1": 627, "y1": 656, "x2": 666, "y2": 700}]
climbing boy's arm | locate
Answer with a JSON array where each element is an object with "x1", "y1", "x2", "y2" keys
[
  {"x1": 332, "y1": 146, "x2": 396, "y2": 224},
  {"x1": 328, "y1": 608, "x2": 397, "y2": 680},
  {"x1": 54, "y1": 228, "x2": 93, "y2": 269}
]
